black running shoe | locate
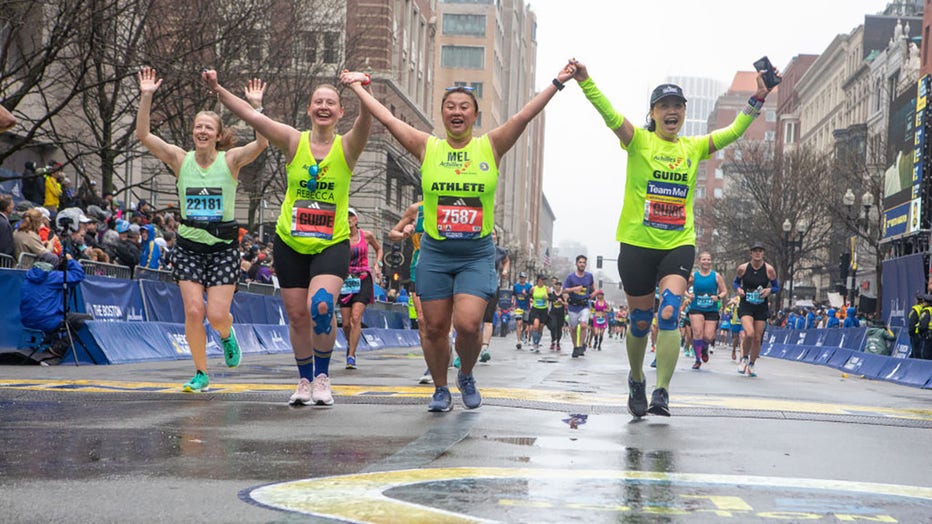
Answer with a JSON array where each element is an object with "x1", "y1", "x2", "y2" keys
[
  {"x1": 571, "y1": 346, "x2": 581, "y2": 358},
  {"x1": 648, "y1": 387, "x2": 671, "y2": 417},
  {"x1": 627, "y1": 375, "x2": 648, "y2": 417}
]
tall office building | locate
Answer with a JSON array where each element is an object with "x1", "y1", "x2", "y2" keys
[{"x1": 665, "y1": 76, "x2": 725, "y2": 137}]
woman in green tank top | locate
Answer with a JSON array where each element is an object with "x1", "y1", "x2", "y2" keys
[
  {"x1": 202, "y1": 69, "x2": 372, "y2": 406},
  {"x1": 341, "y1": 64, "x2": 576, "y2": 413},
  {"x1": 135, "y1": 67, "x2": 268, "y2": 393}
]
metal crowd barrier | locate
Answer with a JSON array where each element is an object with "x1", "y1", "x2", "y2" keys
[
  {"x1": 78, "y1": 260, "x2": 132, "y2": 279},
  {"x1": 0, "y1": 253, "x2": 15, "y2": 268},
  {"x1": 134, "y1": 265, "x2": 175, "y2": 282},
  {"x1": 245, "y1": 281, "x2": 279, "y2": 296},
  {"x1": 16, "y1": 252, "x2": 37, "y2": 269}
]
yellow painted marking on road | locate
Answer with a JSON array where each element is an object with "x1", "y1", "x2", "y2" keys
[
  {"x1": 248, "y1": 467, "x2": 932, "y2": 523},
  {"x1": 0, "y1": 379, "x2": 929, "y2": 421}
]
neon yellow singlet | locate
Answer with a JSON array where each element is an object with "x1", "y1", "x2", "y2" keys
[
  {"x1": 176, "y1": 151, "x2": 237, "y2": 246},
  {"x1": 276, "y1": 132, "x2": 352, "y2": 255},
  {"x1": 531, "y1": 285, "x2": 549, "y2": 310},
  {"x1": 420, "y1": 135, "x2": 498, "y2": 241},
  {"x1": 617, "y1": 127, "x2": 710, "y2": 249}
]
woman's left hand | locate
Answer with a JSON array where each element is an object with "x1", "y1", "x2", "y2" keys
[
  {"x1": 755, "y1": 69, "x2": 781, "y2": 99},
  {"x1": 244, "y1": 78, "x2": 267, "y2": 108},
  {"x1": 556, "y1": 62, "x2": 576, "y2": 84}
]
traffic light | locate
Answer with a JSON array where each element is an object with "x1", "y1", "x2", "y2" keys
[
  {"x1": 393, "y1": 272, "x2": 399, "y2": 281},
  {"x1": 596, "y1": 255, "x2": 603, "y2": 269}
]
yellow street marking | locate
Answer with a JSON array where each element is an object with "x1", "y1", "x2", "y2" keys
[
  {"x1": 248, "y1": 467, "x2": 932, "y2": 523},
  {"x1": 0, "y1": 379, "x2": 929, "y2": 421}
]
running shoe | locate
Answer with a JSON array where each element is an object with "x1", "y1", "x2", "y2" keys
[
  {"x1": 738, "y1": 356, "x2": 749, "y2": 374},
  {"x1": 345, "y1": 356, "x2": 357, "y2": 370},
  {"x1": 532, "y1": 345, "x2": 540, "y2": 353},
  {"x1": 480, "y1": 348, "x2": 491, "y2": 362},
  {"x1": 418, "y1": 372, "x2": 434, "y2": 384},
  {"x1": 700, "y1": 347, "x2": 709, "y2": 363},
  {"x1": 289, "y1": 377, "x2": 312, "y2": 405},
  {"x1": 516, "y1": 342, "x2": 522, "y2": 350},
  {"x1": 457, "y1": 371, "x2": 482, "y2": 409},
  {"x1": 571, "y1": 346, "x2": 581, "y2": 358},
  {"x1": 746, "y1": 362, "x2": 757, "y2": 377},
  {"x1": 182, "y1": 370, "x2": 209, "y2": 392},
  {"x1": 428, "y1": 386, "x2": 453, "y2": 412},
  {"x1": 221, "y1": 327, "x2": 241, "y2": 368},
  {"x1": 692, "y1": 361, "x2": 701, "y2": 370},
  {"x1": 453, "y1": 355, "x2": 461, "y2": 368},
  {"x1": 311, "y1": 374, "x2": 334, "y2": 406},
  {"x1": 627, "y1": 375, "x2": 648, "y2": 417},
  {"x1": 649, "y1": 358, "x2": 656, "y2": 368},
  {"x1": 648, "y1": 387, "x2": 671, "y2": 417}
]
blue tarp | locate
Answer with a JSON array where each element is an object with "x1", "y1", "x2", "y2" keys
[
  {"x1": 81, "y1": 276, "x2": 146, "y2": 322},
  {"x1": 140, "y1": 279, "x2": 185, "y2": 323}
]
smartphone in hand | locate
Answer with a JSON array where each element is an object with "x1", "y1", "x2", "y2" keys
[{"x1": 753, "y1": 56, "x2": 781, "y2": 89}]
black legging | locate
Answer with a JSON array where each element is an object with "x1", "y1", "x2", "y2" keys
[{"x1": 549, "y1": 310, "x2": 565, "y2": 342}]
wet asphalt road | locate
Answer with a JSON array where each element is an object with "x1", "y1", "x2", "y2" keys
[{"x1": 0, "y1": 334, "x2": 930, "y2": 523}]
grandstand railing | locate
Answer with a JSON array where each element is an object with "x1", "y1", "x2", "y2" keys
[
  {"x1": 16, "y1": 252, "x2": 37, "y2": 269},
  {"x1": 79, "y1": 260, "x2": 132, "y2": 279},
  {"x1": 244, "y1": 281, "x2": 279, "y2": 296},
  {"x1": 134, "y1": 265, "x2": 175, "y2": 282},
  {"x1": 0, "y1": 253, "x2": 15, "y2": 269}
]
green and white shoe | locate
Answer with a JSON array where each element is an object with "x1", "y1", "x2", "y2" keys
[
  {"x1": 222, "y1": 327, "x2": 241, "y2": 368},
  {"x1": 182, "y1": 370, "x2": 209, "y2": 392}
]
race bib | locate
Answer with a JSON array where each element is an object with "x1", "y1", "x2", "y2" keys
[
  {"x1": 643, "y1": 180, "x2": 687, "y2": 230},
  {"x1": 534, "y1": 298, "x2": 547, "y2": 308},
  {"x1": 292, "y1": 200, "x2": 335, "y2": 239},
  {"x1": 746, "y1": 291, "x2": 764, "y2": 305},
  {"x1": 696, "y1": 294, "x2": 714, "y2": 308},
  {"x1": 341, "y1": 276, "x2": 361, "y2": 295},
  {"x1": 436, "y1": 196, "x2": 483, "y2": 239},
  {"x1": 185, "y1": 187, "x2": 223, "y2": 221}
]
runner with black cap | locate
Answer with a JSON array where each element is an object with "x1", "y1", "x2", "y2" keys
[
  {"x1": 734, "y1": 240, "x2": 780, "y2": 376},
  {"x1": 570, "y1": 57, "x2": 778, "y2": 416}
]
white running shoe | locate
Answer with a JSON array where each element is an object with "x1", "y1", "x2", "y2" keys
[
  {"x1": 418, "y1": 372, "x2": 434, "y2": 384},
  {"x1": 737, "y1": 356, "x2": 749, "y2": 375},
  {"x1": 289, "y1": 378, "x2": 312, "y2": 406},
  {"x1": 311, "y1": 374, "x2": 334, "y2": 406}
]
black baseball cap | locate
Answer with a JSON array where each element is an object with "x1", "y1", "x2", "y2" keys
[
  {"x1": 650, "y1": 84, "x2": 687, "y2": 106},
  {"x1": 750, "y1": 241, "x2": 765, "y2": 251}
]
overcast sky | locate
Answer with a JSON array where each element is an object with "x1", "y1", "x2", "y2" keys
[{"x1": 531, "y1": 0, "x2": 892, "y2": 262}]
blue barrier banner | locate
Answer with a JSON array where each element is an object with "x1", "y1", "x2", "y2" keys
[
  {"x1": 140, "y1": 279, "x2": 186, "y2": 323},
  {"x1": 842, "y1": 352, "x2": 892, "y2": 379},
  {"x1": 839, "y1": 327, "x2": 867, "y2": 351},
  {"x1": 360, "y1": 329, "x2": 386, "y2": 351},
  {"x1": 891, "y1": 328, "x2": 914, "y2": 359},
  {"x1": 802, "y1": 330, "x2": 824, "y2": 345},
  {"x1": 881, "y1": 253, "x2": 925, "y2": 327},
  {"x1": 85, "y1": 321, "x2": 187, "y2": 364},
  {"x1": 880, "y1": 359, "x2": 932, "y2": 388},
  {"x1": 253, "y1": 325, "x2": 293, "y2": 354},
  {"x1": 232, "y1": 292, "x2": 273, "y2": 325},
  {"x1": 81, "y1": 276, "x2": 146, "y2": 322},
  {"x1": 0, "y1": 269, "x2": 26, "y2": 351},
  {"x1": 362, "y1": 309, "x2": 388, "y2": 329},
  {"x1": 826, "y1": 348, "x2": 855, "y2": 369}
]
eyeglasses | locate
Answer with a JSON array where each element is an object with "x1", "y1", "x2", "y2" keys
[
  {"x1": 445, "y1": 86, "x2": 475, "y2": 92},
  {"x1": 307, "y1": 164, "x2": 319, "y2": 191}
]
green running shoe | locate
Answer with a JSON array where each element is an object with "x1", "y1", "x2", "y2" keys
[
  {"x1": 222, "y1": 327, "x2": 241, "y2": 368},
  {"x1": 182, "y1": 370, "x2": 209, "y2": 392}
]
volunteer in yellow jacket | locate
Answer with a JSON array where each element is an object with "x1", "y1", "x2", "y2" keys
[
  {"x1": 136, "y1": 67, "x2": 268, "y2": 392},
  {"x1": 342, "y1": 65, "x2": 575, "y2": 412},
  {"x1": 203, "y1": 69, "x2": 372, "y2": 407},
  {"x1": 571, "y1": 59, "x2": 777, "y2": 417}
]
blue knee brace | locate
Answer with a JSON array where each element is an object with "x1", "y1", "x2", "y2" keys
[
  {"x1": 657, "y1": 289, "x2": 682, "y2": 331},
  {"x1": 629, "y1": 308, "x2": 654, "y2": 338},
  {"x1": 311, "y1": 288, "x2": 334, "y2": 335}
]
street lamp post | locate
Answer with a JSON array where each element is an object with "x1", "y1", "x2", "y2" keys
[
  {"x1": 843, "y1": 188, "x2": 874, "y2": 309},
  {"x1": 782, "y1": 217, "x2": 806, "y2": 309}
]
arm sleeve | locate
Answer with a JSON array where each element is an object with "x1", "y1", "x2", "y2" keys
[
  {"x1": 709, "y1": 99, "x2": 760, "y2": 150},
  {"x1": 578, "y1": 77, "x2": 625, "y2": 130},
  {"x1": 770, "y1": 279, "x2": 781, "y2": 294},
  {"x1": 733, "y1": 276, "x2": 741, "y2": 290}
]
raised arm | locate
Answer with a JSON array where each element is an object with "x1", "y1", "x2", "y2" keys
[
  {"x1": 201, "y1": 69, "x2": 300, "y2": 160},
  {"x1": 225, "y1": 78, "x2": 269, "y2": 176},
  {"x1": 388, "y1": 202, "x2": 420, "y2": 242},
  {"x1": 707, "y1": 70, "x2": 778, "y2": 154},
  {"x1": 135, "y1": 67, "x2": 186, "y2": 174},
  {"x1": 339, "y1": 70, "x2": 373, "y2": 169},
  {"x1": 571, "y1": 59, "x2": 635, "y2": 146},
  {"x1": 487, "y1": 64, "x2": 575, "y2": 163},
  {"x1": 341, "y1": 71, "x2": 430, "y2": 162},
  {"x1": 0, "y1": 104, "x2": 16, "y2": 133}
]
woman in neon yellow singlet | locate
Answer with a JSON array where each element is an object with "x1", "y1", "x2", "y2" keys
[
  {"x1": 136, "y1": 67, "x2": 268, "y2": 392},
  {"x1": 342, "y1": 64, "x2": 576, "y2": 412},
  {"x1": 203, "y1": 69, "x2": 372, "y2": 407},
  {"x1": 570, "y1": 59, "x2": 778, "y2": 417}
]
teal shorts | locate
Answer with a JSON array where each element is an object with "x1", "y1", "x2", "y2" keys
[{"x1": 415, "y1": 235, "x2": 496, "y2": 302}]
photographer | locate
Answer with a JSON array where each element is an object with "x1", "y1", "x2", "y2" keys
[
  {"x1": 55, "y1": 208, "x2": 94, "y2": 260},
  {"x1": 19, "y1": 251, "x2": 91, "y2": 358}
]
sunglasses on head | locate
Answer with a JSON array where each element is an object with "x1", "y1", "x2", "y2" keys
[
  {"x1": 445, "y1": 86, "x2": 475, "y2": 92},
  {"x1": 307, "y1": 164, "x2": 319, "y2": 191}
]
